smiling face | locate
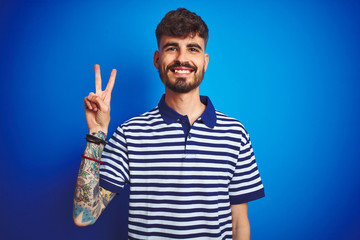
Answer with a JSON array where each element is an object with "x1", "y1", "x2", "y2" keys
[{"x1": 154, "y1": 34, "x2": 209, "y2": 93}]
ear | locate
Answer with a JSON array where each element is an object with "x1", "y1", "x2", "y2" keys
[
  {"x1": 153, "y1": 51, "x2": 160, "y2": 69},
  {"x1": 204, "y1": 53, "x2": 209, "y2": 72}
]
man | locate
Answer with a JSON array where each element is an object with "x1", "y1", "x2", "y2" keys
[{"x1": 73, "y1": 8, "x2": 265, "y2": 240}]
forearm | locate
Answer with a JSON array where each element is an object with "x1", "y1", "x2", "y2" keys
[
  {"x1": 232, "y1": 220, "x2": 250, "y2": 240},
  {"x1": 231, "y1": 203, "x2": 250, "y2": 240},
  {"x1": 73, "y1": 131, "x2": 115, "y2": 226}
]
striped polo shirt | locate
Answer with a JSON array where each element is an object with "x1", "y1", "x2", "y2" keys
[{"x1": 99, "y1": 95, "x2": 265, "y2": 240}]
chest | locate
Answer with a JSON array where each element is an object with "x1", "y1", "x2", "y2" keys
[{"x1": 125, "y1": 122, "x2": 241, "y2": 183}]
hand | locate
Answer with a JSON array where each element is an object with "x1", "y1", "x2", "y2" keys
[{"x1": 84, "y1": 64, "x2": 117, "y2": 135}]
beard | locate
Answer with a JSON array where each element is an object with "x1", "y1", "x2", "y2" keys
[{"x1": 158, "y1": 63, "x2": 205, "y2": 93}]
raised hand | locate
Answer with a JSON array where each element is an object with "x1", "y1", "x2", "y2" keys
[{"x1": 84, "y1": 64, "x2": 117, "y2": 135}]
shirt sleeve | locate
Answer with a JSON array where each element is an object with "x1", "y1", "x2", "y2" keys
[
  {"x1": 99, "y1": 125, "x2": 130, "y2": 194},
  {"x1": 229, "y1": 130, "x2": 265, "y2": 204}
]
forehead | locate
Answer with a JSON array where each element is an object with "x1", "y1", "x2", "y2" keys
[{"x1": 159, "y1": 34, "x2": 206, "y2": 50}]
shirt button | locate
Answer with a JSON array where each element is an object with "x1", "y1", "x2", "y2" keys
[{"x1": 188, "y1": 134, "x2": 192, "y2": 139}]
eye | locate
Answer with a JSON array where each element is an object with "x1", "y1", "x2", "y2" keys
[
  {"x1": 189, "y1": 48, "x2": 199, "y2": 52},
  {"x1": 166, "y1": 47, "x2": 177, "y2": 52}
]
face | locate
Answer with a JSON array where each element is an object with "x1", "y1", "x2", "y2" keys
[{"x1": 154, "y1": 34, "x2": 209, "y2": 93}]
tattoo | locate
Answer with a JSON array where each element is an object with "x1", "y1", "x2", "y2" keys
[
  {"x1": 73, "y1": 131, "x2": 116, "y2": 225},
  {"x1": 100, "y1": 187, "x2": 115, "y2": 207},
  {"x1": 73, "y1": 205, "x2": 97, "y2": 225}
]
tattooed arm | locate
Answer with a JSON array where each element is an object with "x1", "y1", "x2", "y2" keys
[
  {"x1": 73, "y1": 131, "x2": 116, "y2": 226},
  {"x1": 74, "y1": 65, "x2": 117, "y2": 226}
]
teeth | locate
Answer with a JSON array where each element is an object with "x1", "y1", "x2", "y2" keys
[{"x1": 174, "y1": 69, "x2": 191, "y2": 73}]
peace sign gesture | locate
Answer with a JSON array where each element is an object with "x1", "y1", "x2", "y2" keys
[{"x1": 84, "y1": 64, "x2": 117, "y2": 135}]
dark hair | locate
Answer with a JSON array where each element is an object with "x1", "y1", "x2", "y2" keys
[{"x1": 156, "y1": 8, "x2": 209, "y2": 48}]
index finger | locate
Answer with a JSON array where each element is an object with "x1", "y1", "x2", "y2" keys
[
  {"x1": 105, "y1": 69, "x2": 117, "y2": 94},
  {"x1": 94, "y1": 64, "x2": 102, "y2": 93}
]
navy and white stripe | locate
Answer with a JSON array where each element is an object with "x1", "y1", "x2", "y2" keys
[{"x1": 100, "y1": 95, "x2": 264, "y2": 240}]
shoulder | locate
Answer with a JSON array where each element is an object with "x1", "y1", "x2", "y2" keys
[
  {"x1": 120, "y1": 107, "x2": 163, "y2": 129},
  {"x1": 214, "y1": 110, "x2": 250, "y2": 144},
  {"x1": 215, "y1": 110, "x2": 247, "y2": 132},
  {"x1": 108, "y1": 107, "x2": 163, "y2": 144}
]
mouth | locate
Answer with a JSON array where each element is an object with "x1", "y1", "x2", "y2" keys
[
  {"x1": 170, "y1": 67, "x2": 195, "y2": 75},
  {"x1": 167, "y1": 62, "x2": 197, "y2": 77}
]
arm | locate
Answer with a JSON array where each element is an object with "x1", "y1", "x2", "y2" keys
[
  {"x1": 73, "y1": 131, "x2": 116, "y2": 226},
  {"x1": 231, "y1": 203, "x2": 250, "y2": 240},
  {"x1": 73, "y1": 64, "x2": 117, "y2": 226}
]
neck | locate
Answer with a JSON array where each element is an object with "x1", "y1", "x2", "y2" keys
[{"x1": 164, "y1": 87, "x2": 206, "y2": 125}]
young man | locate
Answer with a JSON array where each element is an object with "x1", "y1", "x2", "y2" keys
[{"x1": 73, "y1": 8, "x2": 265, "y2": 240}]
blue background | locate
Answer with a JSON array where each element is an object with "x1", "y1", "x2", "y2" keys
[{"x1": 1, "y1": 0, "x2": 359, "y2": 239}]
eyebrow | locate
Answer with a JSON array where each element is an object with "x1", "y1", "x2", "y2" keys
[
  {"x1": 162, "y1": 42, "x2": 203, "y2": 51},
  {"x1": 187, "y1": 43, "x2": 202, "y2": 51},
  {"x1": 162, "y1": 42, "x2": 179, "y2": 49}
]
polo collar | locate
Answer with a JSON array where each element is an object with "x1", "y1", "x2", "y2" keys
[{"x1": 158, "y1": 94, "x2": 216, "y2": 128}]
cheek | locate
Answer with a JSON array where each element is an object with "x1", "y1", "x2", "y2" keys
[
  {"x1": 195, "y1": 58, "x2": 206, "y2": 69},
  {"x1": 158, "y1": 57, "x2": 167, "y2": 68},
  {"x1": 161, "y1": 56, "x2": 173, "y2": 65}
]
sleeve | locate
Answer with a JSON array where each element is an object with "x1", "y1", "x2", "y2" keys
[
  {"x1": 99, "y1": 125, "x2": 130, "y2": 194},
  {"x1": 229, "y1": 130, "x2": 265, "y2": 204}
]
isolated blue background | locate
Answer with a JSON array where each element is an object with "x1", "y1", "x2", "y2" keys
[{"x1": 1, "y1": 0, "x2": 359, "y2": 239}]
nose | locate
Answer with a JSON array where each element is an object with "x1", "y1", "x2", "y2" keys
[{"x1": 175, "y1": 48, "x2": 187, "y2": 63}]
